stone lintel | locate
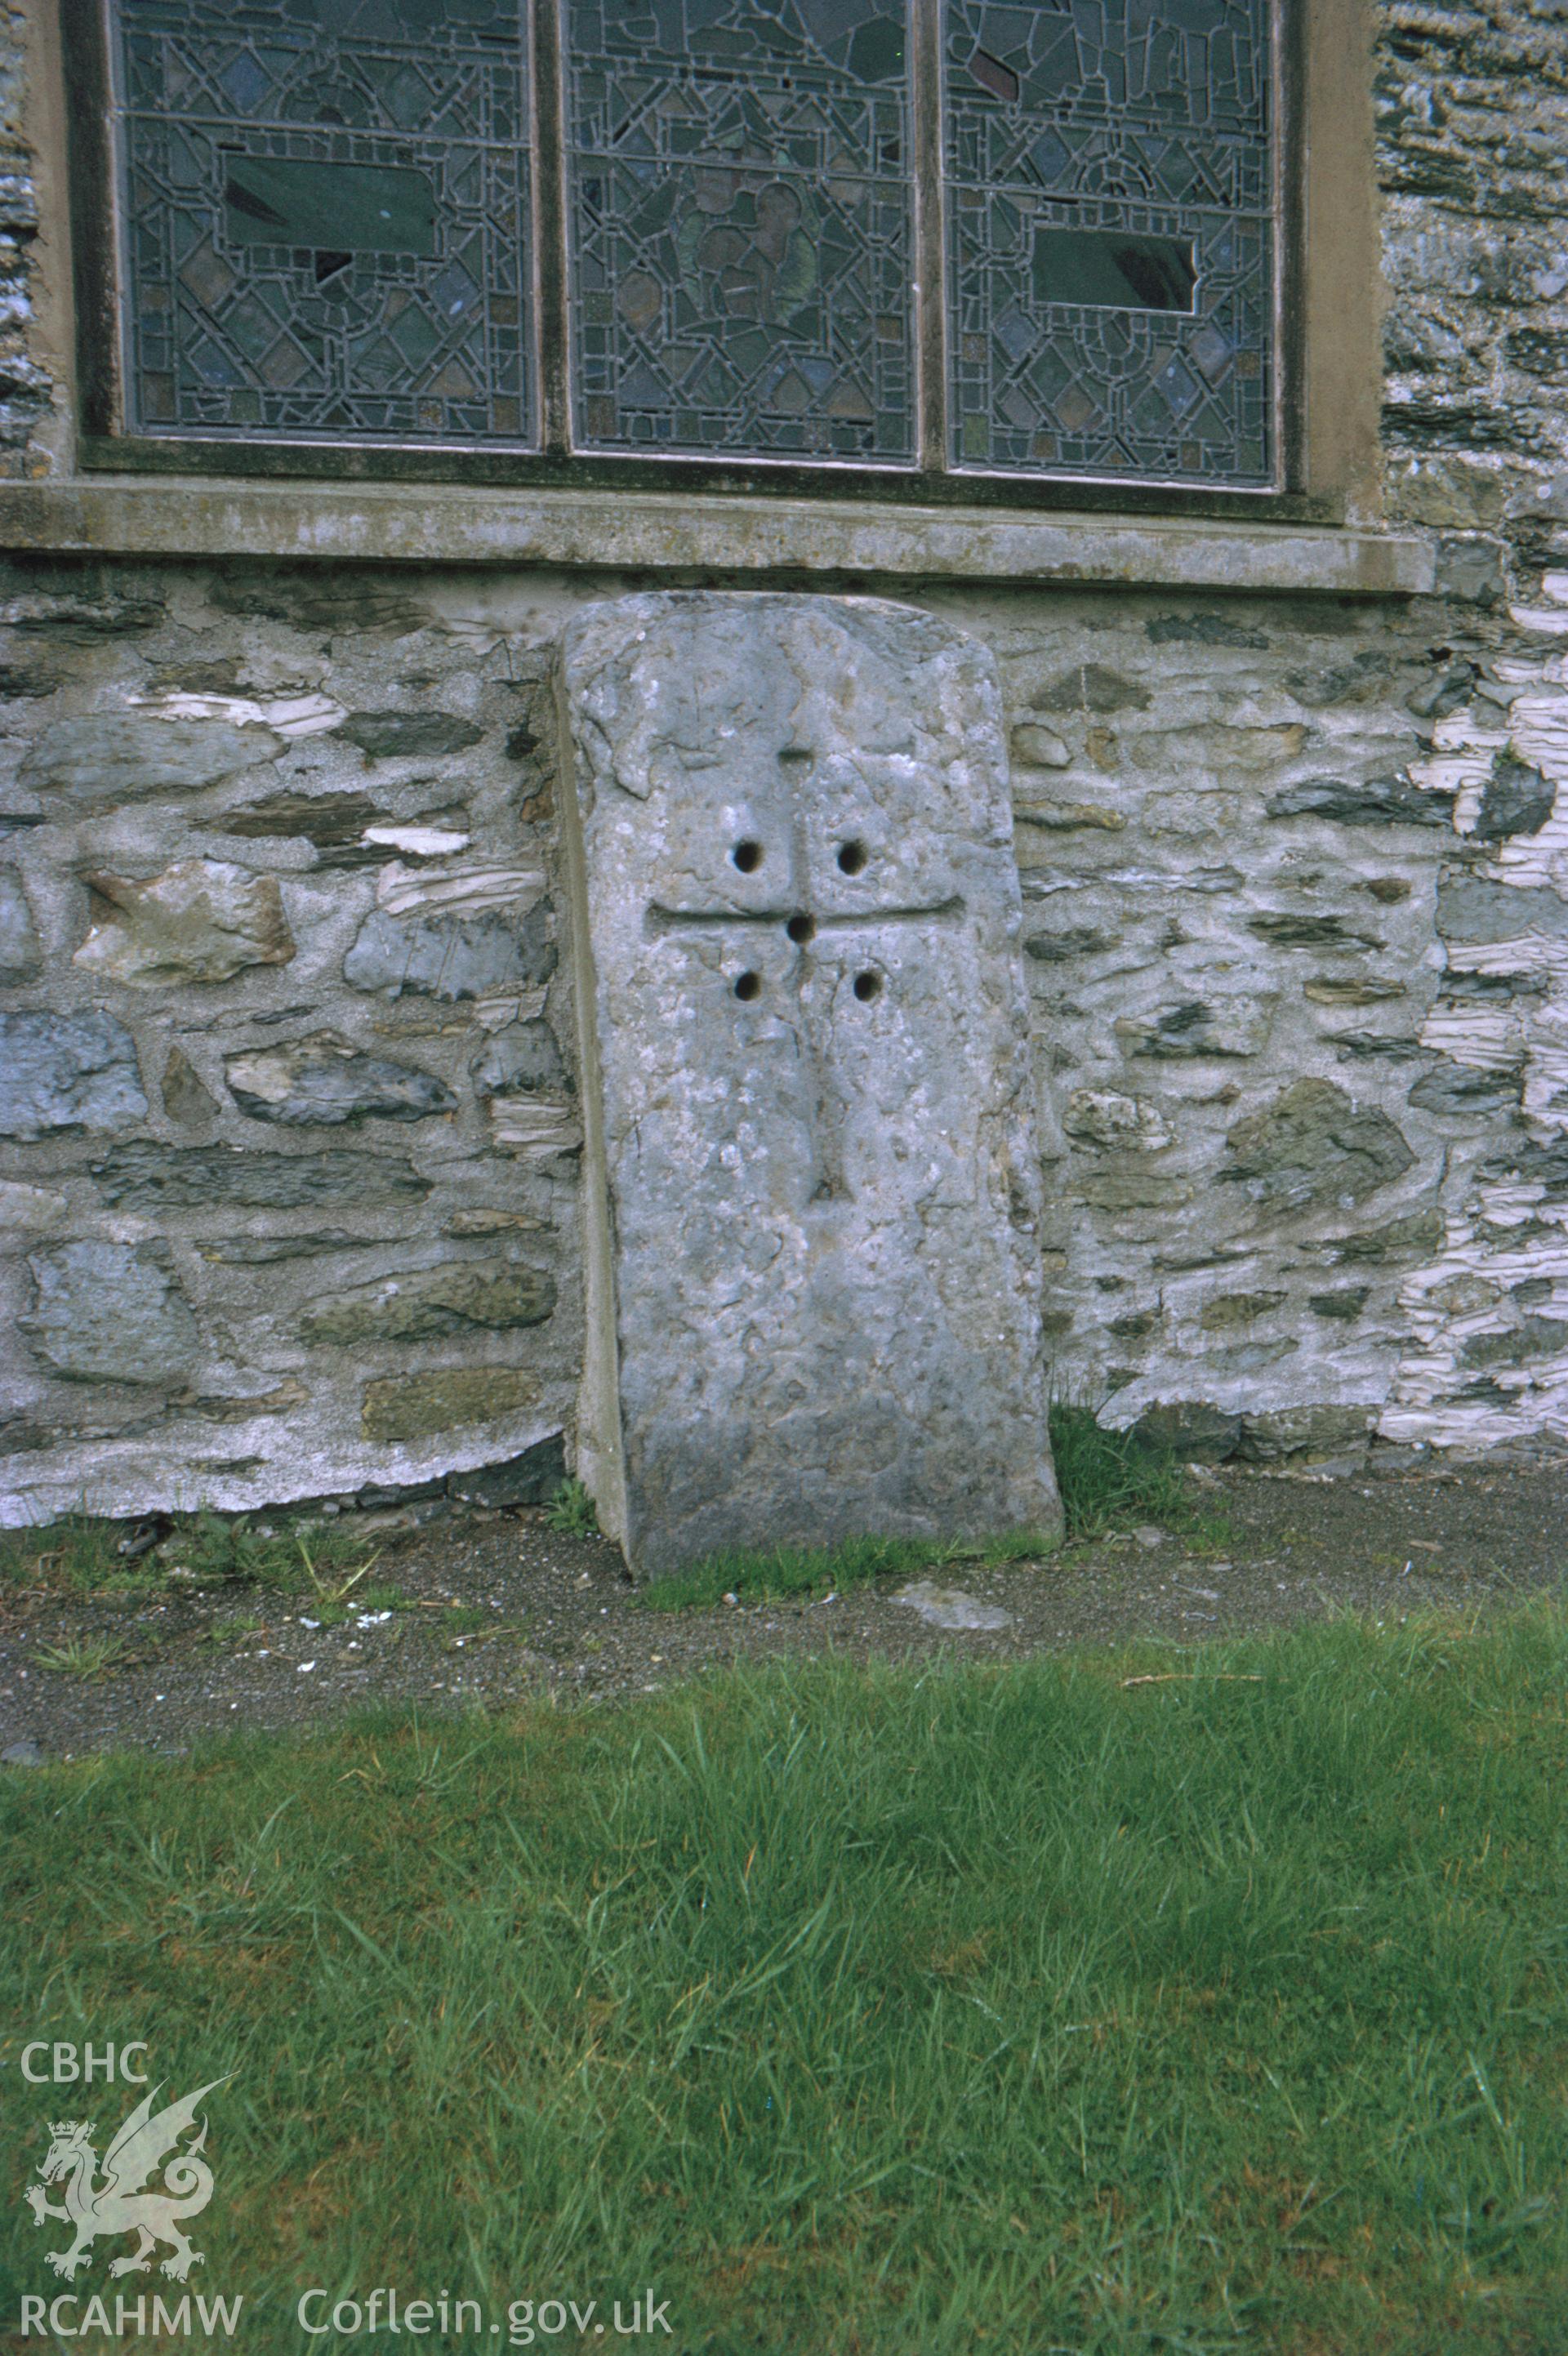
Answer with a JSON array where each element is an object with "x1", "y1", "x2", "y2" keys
[{"x1": 0, "y1": 480, "x2": 1436, "y2": 598}]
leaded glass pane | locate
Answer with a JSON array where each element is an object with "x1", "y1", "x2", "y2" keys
[
  {"x1": 944, "y1": 0, "x2": 1276, "y2": 486},
  {"x1": 109, "y1": 0, "x2": 534, "y2": 446},
  {"x1": 564, "y1": 0, "x2": 916, "y2": 465}
]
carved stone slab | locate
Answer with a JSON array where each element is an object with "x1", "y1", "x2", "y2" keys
[{"x1": 560, "y1": 592, "x2": 1059, "y2": 1577}]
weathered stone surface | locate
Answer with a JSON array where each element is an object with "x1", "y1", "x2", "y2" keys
[
  {"x1": 1200, "y1": 1290, "x2": 1285, "y2": 1329},
  {"x1": 1303, "y1": 977, "x2": 1407, "y2": 1005},
  {"x1": 1116, "y1": 995, "x2": 1276, "y2": 1060},
  {"x1": 1009, "y1": 722, "x2": 1071, "y2": 768},
  {"x1": 1223, "y1": 1080, "x2": 1415, "y2": 1211},
  {"x1": 225, "y1": 1033, "x2": 457, "y2": 1125},
  {"x1": 0, "y1": 1179, "x2": 68, "y2": 1232},
  {"x1": 361, "y1": 1366, "x2": 541, "y2": 1443},
  {"x1": 446, "y1": 1432, "x2": 567, "y2": 1507},
  {"x1": 1307, "y1": 1287, "x2": 1370, "y2": 1320},
  {"x1": 74, "y1": 862, "x2": 296, "y2": 986},
  {"x1": 207, "y1": 566, "x2": 425, "y2": 631},
  {"x1": 445, "y1": 1207, "x2": 550, "y2": 1236},
  {"x1": 1473, "y1": 754, "x2": 1555, "y2": 840},
  {"x1": 1406, "y1": 660, "x2": 1479, "y2": 719},
  {"x1": 17, "y1": 716, "x2": 280, "y2": 804},
  {"x1": 300, "y1": 1258, "x2": 555, "y2": 1344},
  {"x1": 1437, "y1": 877, "x2": 1568, "y2": 943},
  {"x1": 1236, "y1": 1405, "x2": 1374, "y2": 1461},
  {"x1": 1014, "y1": 802, "x2": 1126, "y2": 836},
  {"x1": 1023, "y1": 926, "x2": 1116, "y2": 964},
  {"x1": 1327, "y1": 1207, "x2": 1445, "y2": 1264},
  {"x1": 1440, "y1": 968, "x2": 1545, "y2": 1002},
  {"x1": 187, "y1": 1378, "x2": 310, "y2": 1421},
  {"x1": 23, "y1": 1243, "x2": 198, "y2": 1386},
  {"x1": 196, "y1": 1231, "x2": 368, "y2": 1263},
  {"x1": 91, "y1": 1142, "x2": 428, "y2": 1209},
  {"x1": 1407, "y1": 1064, "x2": 1520, "y2": 1114},
  {"x1": 1070, "y1": 1167, "x2": 1192, "y2": 1210},
  {"x1": 1132, "y1": 1401, "x2": 1241, "y2": 1462},
  {"x1": 343, "y1": 903, "x2": 554, "y2": 1000},
  {"x1": 1486, "y1": 1139, "x2": 1568, "y2": 1198},
  {"x1": 1334, "y1": 1030, "x2": 1426, "y2": 1058},
  {"x1": 488, "y1": 1096, "x2": 583, "y2": 1154},
  {"x1": 1063, "y1": 1089, "x2": 1173, "y2": 1151},
  {"x1": 219, "y1": 790, "x2": 385, "y2": 864},
  {"x1": 1247, "y1": 912, "x2": 1382, "y2": 950},
  {"x1": 470, "y1": 1020, "x2": 568, "y2": 1098},
  {"x1": 1285, "y1": 652, "x2": 1396, "y2": 707},
  {"x1": 160, "y1": 1045, "x2": 218, "y2": 1125},
  {"x1": 0, "y1": 1011, "x2": 147, "y2": 1138},
  {"x1": 1461, "y1": 1316, "x2": 1568, "y2": 1370},
  {"x1": 562, "y1": 590, "x2": 1059, "y2": 1574},
  {"x1": 1030, "y1": 664, "x2": 1150, "y2": 714},
  {"x1": 1147, "y1": 612, "x2": 1268, "y2": 648},
  {"x1": 5, "y1": 581, "x2": 164, "y2": 639},
  {"x1": 0, "y1": 867, "x2": 40, "y2": 980},
  {"x1": 334, "y1": 710, "x2": 483, "y2": 759},
  {"x1": 1266, "y1": 774, "x2": 1454, "y2": 826}
]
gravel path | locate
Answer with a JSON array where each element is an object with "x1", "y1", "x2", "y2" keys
[{"x1": 2, "y1": 1457, "x2": 1564, "y2": 1761}]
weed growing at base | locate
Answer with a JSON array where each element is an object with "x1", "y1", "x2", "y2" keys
[
  {"x1": 545, "y1": 1477, "x2": 600, "y2": 1538},
  {"x1": 1049, "y1": 1397, "x2": 1225, "y2": 1543},
  {"x1": 0, "y1": 1509, "x2": 382, "y2": 1601},
  {"x1": 637, "y1": 1529, "x2": 1061, "y2": 1614},
  {"x1": 29, "y1": 1631, "x2": 131, "y2": 1680},
  {"x1": 4, "y1": 1604, "x2": 1567, "y2": 2354}
]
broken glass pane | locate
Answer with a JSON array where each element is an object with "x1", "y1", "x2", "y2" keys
[
  {"x1": 564, "y1": 0, "x2": 916, "y2": 464},
  {"x1": 944, "y1": 0, "x2": 1276, "y2": 487},
  {"x1": 109, "y1": 0, "x2": 533, "y2": 445}
]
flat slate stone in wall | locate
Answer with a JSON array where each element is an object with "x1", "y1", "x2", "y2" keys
[
  {"x1": 24, "y1": 1242, "x2": 198, "y2": 1387},
  {"x1": 0, "y1": 560, "x2": 581, "y2": 1524},
  {"x1": 0, "y1": 1012, "x2": 147, "y2": 1138},
  {"x1": 19, "y1": 716, "x2": 283, "y2": 803},
  {"x1": 561, "y1": 590, "x2": 1061, "y2": 1575}
]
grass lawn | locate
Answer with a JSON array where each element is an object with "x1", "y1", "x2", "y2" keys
[{"x1": 4, "y1": 1603, "x2": 1567, "y2": 2354}]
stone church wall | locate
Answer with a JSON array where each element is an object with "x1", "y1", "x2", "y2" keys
[{"x1": 0, "y1": 1, "x2": 1566, "y2": 1523}]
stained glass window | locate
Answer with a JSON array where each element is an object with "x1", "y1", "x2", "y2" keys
[
  {"x1": 109, "y1": 0, "x2": 534, "y2": 446},
  {"x1": 944, "y1": 0, "x2": 1276, "y2": 485},
  {"x1": 99, "y1": 0, "x2": 1279, "y2": 489},
  {"x1": 563, "y1": 0, "x2": 916, "y2": 463}
]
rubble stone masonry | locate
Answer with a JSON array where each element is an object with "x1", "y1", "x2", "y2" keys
[{"x1": 0, "y1": 2, "x2": 1565, "y2": 1521}]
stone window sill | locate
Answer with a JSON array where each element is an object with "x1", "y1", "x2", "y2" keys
[{"x1": 0, "y1": 478, "x2": 1435, "y2": 596}]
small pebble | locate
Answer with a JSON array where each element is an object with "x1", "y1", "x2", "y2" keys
[{"x1": 2, "y1": 1739, "x2": 43, "y2": 1768}]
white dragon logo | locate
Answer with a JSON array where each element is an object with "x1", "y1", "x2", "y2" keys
[{"x1": 24, "y1": 2078, "x2": 229, "y2": 2283}]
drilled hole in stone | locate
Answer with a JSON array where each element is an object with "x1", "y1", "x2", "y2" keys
[
  {"x1": 732, "y1": 839, "x2": 763, "y2": 873},
  {"x1": 837, "y1": 839, "x2": 867, "y2": 875},
  {"x1": 786, "y1": 912, "x2": 816, "y2": 945},
  {"x1": 733, "y1": 971, "x2": 761, "y2": 1002},
  {"x1": 853, "y1": 970, "x2": 882, "y2": 1002}
]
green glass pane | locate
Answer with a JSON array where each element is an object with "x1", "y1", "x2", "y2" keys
[
  {"x1": 943, "y1": 0, "x2": 1276, "y2": 487},
  {"x1": 1031, "y1": 229, "x2": 1196, "y2": 314},
  {"x1": 109, "y1": 0, "x2": 533, "y2": 448},
  {"x1": 223, "y1": 157, "x2": 437, "y2": 255}
]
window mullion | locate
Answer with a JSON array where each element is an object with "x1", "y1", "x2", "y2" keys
[
  {"x1": 532, "y1": 0, "x2": 572, "y2": 457},
  {"x1": 912, "y1": 0, "x2": 949, "y2": 477}
]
